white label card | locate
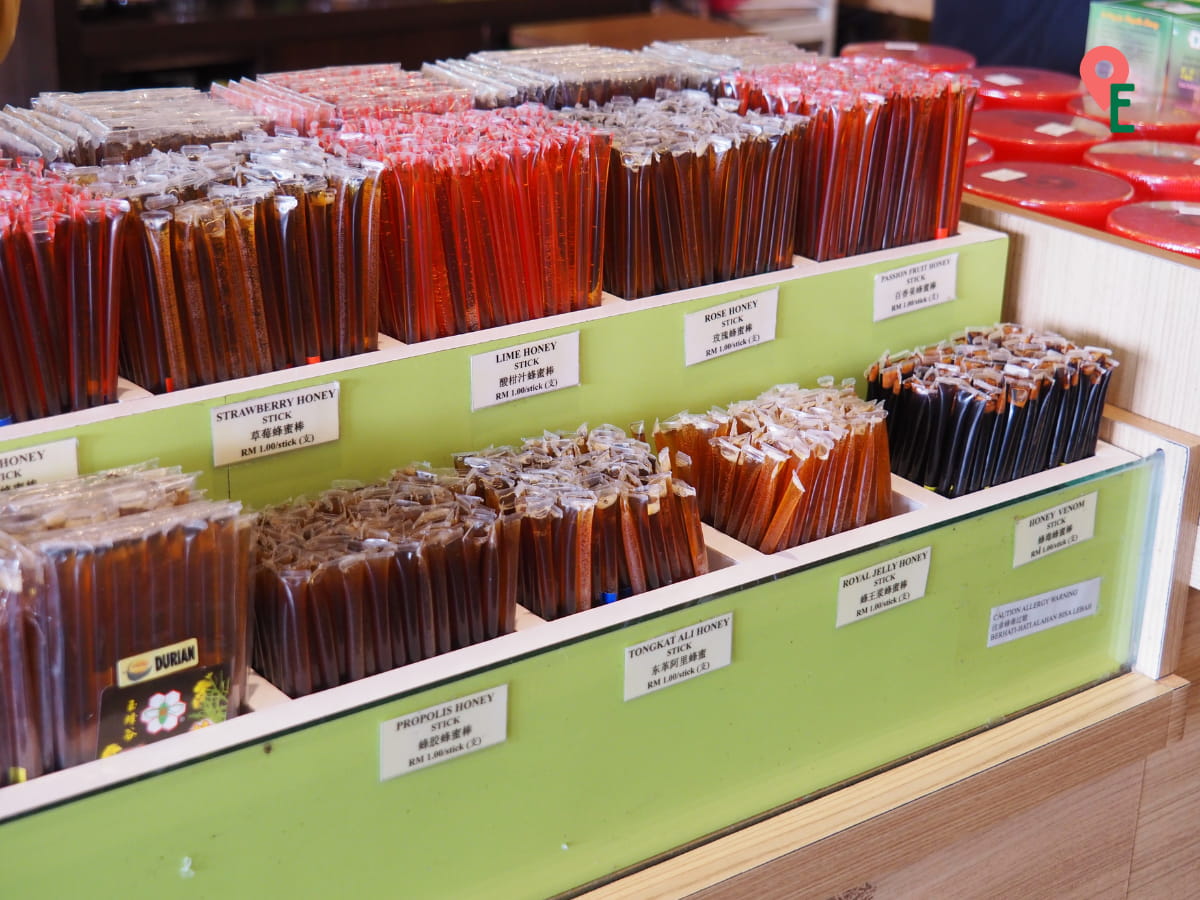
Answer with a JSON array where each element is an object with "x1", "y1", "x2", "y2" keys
[
  {"x1": 884, "y1": 41, "x2": 920, "y2": 51},
  {"x1": 981, "y1": 168, "x2": 1028, "y2": 183},
  {"x1": 0, "y1": 438, "x2": 78, "y2": 493},
  {"x1": 470, "y1": 332, "x2": 580, "y2": 411},
  {"x1": 379, "y1": 684, "x2": 508, "y2": 780},
  {"x1": 1013, "y1": 491, "x2": 1097, "y2": 567},
  {"x1": 873, "y1": 254, "x2": 958, "y2": 321},
  {"x1": 683, "y1": 287, "x2": 778, "y2": 366},
  {"x1": 836, "y1": 546, "x2": 932, "y2": 627},
  {"x1": 985, "y1": 73, "x2": 1024, "y2": 86},
  {"x1": 211, "y1": 382, "x2": 340, "y2": 467},
  {"x1": 1180, "y1": 204, "x2": 1200, "y2": 214},
  {"x1": 624, "y1": 613, "x2": 733, "y2": 701},
  {"x1": 1034, "y1": 122, "x2": 1076, "y2": 137},
  {"x1": 987, "y1": 577, "x2": 1101, "y2": 647}
]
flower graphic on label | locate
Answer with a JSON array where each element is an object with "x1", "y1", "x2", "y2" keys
[
  {"x1": 140, "y1": 690, "x2": 187, "y2": 734},
  {"x1": 191, "y1": 672, "x2": 215, "y2": 711}
]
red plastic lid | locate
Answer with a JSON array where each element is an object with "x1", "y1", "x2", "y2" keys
[
  {"x1": 1107, "y1": 201, "x2": 1200, "y2": 257},
  {"x1": 964, "y1": 161, "x2": 1135, "y2": 229},
  {"x1": 1066, "y1": 94, "x2": 1200, "y2": 143},
  {"x1": 970, "y1": 109, "x2": 1109, "y2": 164},
  {"x1": 1084, "y1": 141, "x2": 1200, "y2": 200},
  {"x1": 969, "y1": 66, "x2": 1083, "y2": 111},
  {"x1": 966, "y1": 135, "x2": 994, "y2": 166},
  {"x1": 840, "y1": 41, "x2": 976, "y2": 73}
]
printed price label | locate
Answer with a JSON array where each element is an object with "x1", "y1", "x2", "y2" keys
[
  {"x1": 981, "y1": 168, "x2": 1028, "y2": 183},
  {"x1": 1013, "y1": 492, "x2": 1097, "y2": 568},
  {"x1": 211, "y1": 382, "x2": 340, "y2": 466},
  {"x1": 379, "y1": 685, "x2": 508, "y2": 780},
  {"x1": 470, "y1": 332, "x2": 580, "y2": 411},
  {"x1": 624, "y1": 613, "x2": 733, "y2": 701},
  {"x1": 0, "y1": 438, "x2": 78, "y2": 493},
  {"x1": 873, "y1": 254, "x2": 958, "y2": 321},
  {"x1": 985, "y1": 73, "x2": 1024, "y2": 86},
  {"x1": 836, "y1": 546, "x2": 932, "y2": 627},
  {"x1": 684, "y1": 288, "x2": 778, "y2": 366},
  {"x1": 1034, "y1": 121, "x2": 1076, "y2": 137},
  {"x1": 987, "y1": 577, "x2": 1101, "y2": 647}
]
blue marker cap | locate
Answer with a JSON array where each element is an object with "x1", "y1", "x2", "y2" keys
[{"x1": 601, "y1": 592, "x2": 618, "y2": 604}]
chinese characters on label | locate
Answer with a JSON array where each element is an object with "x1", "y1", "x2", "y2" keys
[
  {"x1": 836, "y1": 547, "x2": 932, "y2": 627},
  {"x1": 683, "y1": 287, "x2": 779, "y2": 366},
  {"x1": 470, "y1": 332, "x2": 581, "y2": 411},
  {"x1": 379, "y1": 685, "x2": 508, "y2": 780},
  {"x1": 211, "y1": 382, "x2": 340, "y2": 466},
  {"x1": 873, "y1": 254, "x2": 958, "y2": 322},
  {"x1": 987, "y1": 577, "x2": 1101, "y2": 647},
  {"x1": 1012, "y1": 492, "x2": 1097, "y2": 568},
  {"x1": 96, "y1": 664, "x2": 231, "y2": 760},
  {"x1": 623, "y1": 613, "x2": 733, "y2": 701}
]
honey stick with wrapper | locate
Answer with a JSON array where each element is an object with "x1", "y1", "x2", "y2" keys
[
  {"x1": 657, "y1": 379, "x2": 893, "y2": 553},
  {"x1": 719, "y1": 58, "x2": 976, "y2": 261},
  {"x1": 0, "y1": 534, "x2": 48, "y2": 785},
  {"x1": 215, "y1": 66, "x2": 470, "y2": 134},
  {"x1": 867, "y1": 326, "x2": 1120, "y2": 498},
  {"x1": 0, "y1": 468, "x2": 254, "y2": 781},
  {"x1": 0, "y1": 165, "x2": 128, "y2": 422},
  {"x1": 58, "y1": 135, "x2": 381, "y2": 394},
  {"x1": 324, "y1": 106, "x2": 609, "y2": 343},
  {"x1": 252, "y1": 470, "x2": 517, "y2": 698},
  {"x1": 563, "y1": 92, "x2": 807, "y2": 300},
  {"x1": 456, "y1": 424, "x2": 707, "y2": 616}
]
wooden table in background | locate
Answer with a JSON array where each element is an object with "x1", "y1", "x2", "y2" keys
[{"x1": 511, "y1": 10, "x2": 747, "y2": 51}]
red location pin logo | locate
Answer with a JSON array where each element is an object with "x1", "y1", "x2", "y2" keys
[{"x1": 1080, "y1": 45, "x2": 1131, "y2": 111}]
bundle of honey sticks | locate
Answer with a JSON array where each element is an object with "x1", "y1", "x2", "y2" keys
[
  {"x1": 213, "y1": 65, "x2": 470, "y2": 135},
  {"x1": 655, "y1": 379, "x2": 893, "y2": 553},
  {"x1": 0, "y1": 89, "x2": 266, "y2": 165},
  {"x1": 254, "y1": 469, "x2": 519, "y2": 698},
  {"x1": 455, "y1": 424, "x2": 709, "y2": 618},
  {"x1": 76, "y1": 134, "x2": 381, "y2": 392},
  {"x1": 255, "y1": 425, "x2": 708, "y2": 698},
  {"x1": 421, "y1": 39, "x2": 807, "y2": 109},
  {"x1": 0, "y1": 531, "x2": 43, "y2": 785},
  {"x1": 442, "y1": 46, "x2": 687, "y2": 109},
  {"x1": 0, "y1": 465, "x2": 254, "y2": 781},
  {"x1": 866, "y1": 325, "x2": 1120, "y2": 498},
  {"x1": 718, "y1": 58, "x2": 976, "y2": 260},
  {"x1": 639, "y1": 38, "x2": 814, "y2": 91},
  {"x1": 327, "y1": 105, "x2": 610, "y2": 342},
  {"x1": 560, "y1": 91, "x2": 807, "y2": 299},
  {"x1": 0, "y1": 161, "x2": 128, "y2": 423}
]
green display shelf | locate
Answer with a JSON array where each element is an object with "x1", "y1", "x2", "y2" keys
[
  {"x1": 0, "y1": 446, "x2": 1158, "y2": 897},
  {"x1": 0, "y1": 225, "x2": 1006, "y2": 508},
  {"x1": 0, "y1": 225, "x2": 1166, "y2": 897}
]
